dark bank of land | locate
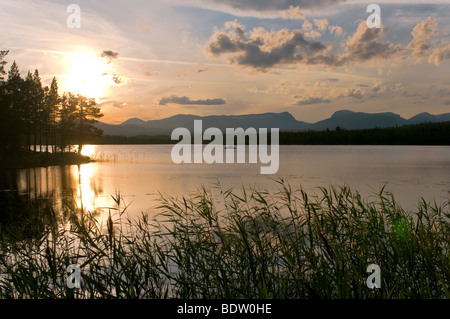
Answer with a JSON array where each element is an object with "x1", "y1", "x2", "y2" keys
[
  {"x1": 91, "y1": 121, "x2": 450, "y2": 146},
  {"x1": 279, "y1": 121, "x2": 450, "y2": 145},
  {"x1": 0, "y1": 151, "x2": 91, "y2": 169}
]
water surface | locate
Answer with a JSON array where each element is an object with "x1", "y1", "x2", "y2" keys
[{"x1": 2, "y1": 145, "x2": 449, "y2": 217}]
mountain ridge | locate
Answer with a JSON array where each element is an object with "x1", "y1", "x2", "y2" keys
[{"x1": 97, "y1": 110, "x2": 450, "y2": 137}]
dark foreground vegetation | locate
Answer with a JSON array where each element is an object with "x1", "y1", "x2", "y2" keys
[{"x1": 0, "y1": 181, "x2": 448, "y2": 299}]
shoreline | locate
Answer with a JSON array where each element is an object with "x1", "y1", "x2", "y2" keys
[{"x1": 0, "y1": 151, "x2": 92, "y2": 169}]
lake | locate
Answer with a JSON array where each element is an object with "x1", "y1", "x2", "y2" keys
[{"x1": 2, "y1": 145, "x2": 450, "y2": 218}]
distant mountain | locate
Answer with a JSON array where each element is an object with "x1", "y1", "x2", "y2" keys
[
  {"x1": 97, "y1": 112, "x2": 308, "y2": 137},
  {"x1": 307, "y1": 110, "x2": 408, "y2": 131},
  {"x1": 96, "y1": 110, "x2": 450, "y2": 137},
  {"x1": 121, "y1": 118, "x2": 147, "y2": 126},
  {"x1": 408, "y1": 112, "x2": 450, "y2": 124}
]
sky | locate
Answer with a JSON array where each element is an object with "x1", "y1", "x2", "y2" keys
[{"x1": 1, "y1": 0, "x2": 449, "y2": 124}]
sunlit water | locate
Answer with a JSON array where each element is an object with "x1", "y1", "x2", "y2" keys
[{"x1": 2, "y1": 145, "x2": 450, "y2": 218}]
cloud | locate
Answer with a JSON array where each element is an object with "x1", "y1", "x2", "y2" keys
[
  {"x1": 402, "y1": 91, "x2": 422, "y2": 98},
  {"x1": 406, "y1": 17, "x2": 438, "y2": 60},
  {"x1": 301, "y1": 20, "x2": 322, "y2": 38},
  {"x1": 248, "y1": 80, "x2": 301, "y2": 95},
  {"x1": 299, "y1": 19, "x2": 335, "y2": 38},
  {"x1": 163, "y1": 0, "x2": 345, "y2": 19},
  {"x1": 314, "y1": 19, "x2": 329, "y2": 31},
  {"x1": 144, "y1": 70, "x2": 160, "y2": 77},
  {"x1": 340, "y1": 22, "x2": 403, "y2": 65},
  {"x1": 159, "y1": 95, "x2": 226, "y2": 106},
  {"x1": 176, "y1": 71, "x2": 189, "y2": 78},
  {"x1": 295, "y1": 80, "x2": 402, "y2": 105},
  {"x1": 111, "y1": 101, "x2": 127, "y2": 108},
  {"x1": 302, "y1": 20, "x2": 313, "y2": 31},
  {"x1": 205, "y1": 17, "x2": 450, "y2": 72},
  {"x1": 100, "y1": 50, "x2": 120, "y2": 63},
  {"x1": 344, "y1": 88, "x2": 364, "y2": 99},
  {"x1": 338, "y1": 81, "x2": 402, "y2": 100},
  {"x1": 403, "y1": 17, "x2": 450, "y2": 65},
  {"x1": 428, "y1": 44, "x2": 450, "y2": 66},
  {"x1": 110, "y1": 74, "x2": 124, "y2": 85},
  {"x1": 102, "y1": 73, "x2": 126, "y2": 86},
  {"x1": 193, "y1": 0, "x2": 345, "y2": 12},
  {"x1": 141, "y1": 65, "x2": 160, "y2": 77},
  {"x1": 313, "y1": 78, "x2": 340, "y2": 88},
  {"x1": 205, "y1": 21, "x2": 334, "y2": 71},
  {"x1": 296, "y1": 97, "x2": 331, "y2": 105},
  {"x1": 99, "y1": 99, "x2": 128, "y2": 109},
  {"x1": 281, "y1": 6, "x2": 305, "y2": 20},
  {"x1": 205, "y1": 20, "x2": 397, "y2": 71},
  {"x1": 329, "y1": 25, "x2": 344, "y2": 36},
  {"x1": 368, "y1": 80, "x2": 402, "y2": 97}
]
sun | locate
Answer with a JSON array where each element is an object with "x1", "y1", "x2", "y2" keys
[{"x1": 65, "y1": 55, "x2": 109, "y2": 100}]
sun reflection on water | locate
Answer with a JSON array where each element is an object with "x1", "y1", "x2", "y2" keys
[
  {"x1": 81, "y1": 145, "x2": 96, "y2": 157},
  {"x1": 72, "y1": 160, "x2": 117, "y2": 226},
  {"x1": 73, "y1": 164, "x2": 96, "y2": 212}
]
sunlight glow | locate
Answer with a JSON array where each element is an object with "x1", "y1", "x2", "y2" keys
[
  {"x1": 81, "y1": 144, "x2": 96, "y2": 157},
  {"x1": 65, "y1": 55, "x2": 108, "y2": 99}
]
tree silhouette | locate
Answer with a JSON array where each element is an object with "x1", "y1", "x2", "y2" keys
[
  {"x1": 23, "y1": 71, "x2": 35, "y2": 150},
  {"x1": 75, "y1": 95, "x2": 103, "y2": 154},
  {"x1": 45, "y1": 77, "x2": 60, "y2": 153},
  {"x1": 0, "y1": 51, "x2": 104, "y2": 165},
  {"x1": 0, "y1": 50, "x2": 8, "y2": 82},
  {"x1": 0, "y1": 51, "x2": 11, "y2": 158},
  {"x1": 31, "y1": 69, "x2": 45, "y2": 151},
  {"x1": 5, "y1": 61, "x2": 25, "y2": 154},
  {"x1": 58, "y1": 92, "x2": 79, "y2": 152}
]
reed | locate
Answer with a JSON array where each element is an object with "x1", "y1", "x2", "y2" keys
[{"x1": 0, "y1": 180, "x2": 448, "y2": 299}]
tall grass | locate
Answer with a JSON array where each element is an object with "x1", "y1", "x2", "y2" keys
[{"x1": 0, "y1": 180, "x2": 448, "y2": 299}]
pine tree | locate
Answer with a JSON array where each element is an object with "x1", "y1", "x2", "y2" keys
[
  {"x1": 23, "y1": 71, "x2": 34, "y2": 150},
  {"x1": 58, "y1": 92, "x2": 78, "y2": 152},
  {"x1": 75, "y1": 95, "x2": 103, "y2": 154},
  {"x1": 45, "y1": 77, "x2": 60, "y2": 153},
  {"x1": 0, "y1": 51, "x2": 104, "y2": 161},
  {"x1": 0, "y1": 51, "x2": 9, "y2": 159},
  {"x1": 0, "y1": 50, "x2": 8, "y2": 82},
  {"x1": 32, "y1": 69, "x2": 45, "y2": 152},
  {"x1": 5, "y1": 61, "x2": 25, "y2": 153}
]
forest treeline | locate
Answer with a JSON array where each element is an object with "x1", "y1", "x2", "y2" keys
[
  {"x1": 0, "y1": 50, "x2": 103, "y2": 165},
  {"x1": 91, "y1": 121, "x2": 450, "y2": 145},
  {"x1": 279, "y1": 122, "x2": 450, "y2": 145}
]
